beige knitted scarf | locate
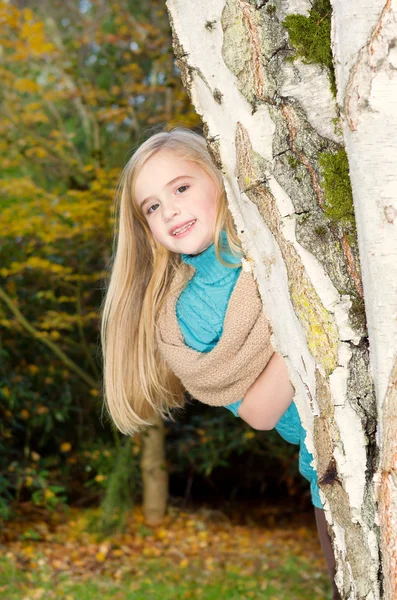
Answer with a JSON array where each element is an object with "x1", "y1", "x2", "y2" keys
[{"x1": 155, "y1": 264, "x2": 274, "y2": 407}]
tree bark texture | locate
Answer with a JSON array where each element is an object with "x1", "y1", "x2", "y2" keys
[
  {"x1": 140, "y1": 414, "x2": 168, "y2": 525},
  {"x1": 165, "y1": 0, "x2": 397, "y2": 597},
  {"x1": 331, "y1": 2, "x2": 397, "y2": 598}
]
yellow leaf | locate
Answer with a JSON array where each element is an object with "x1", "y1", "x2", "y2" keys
[
  {"x1": 179, "y1": 559, "x2": 189, "y2": 568},
  {"x1": 1, "y1": 387, "x2": 10, "y2": 398},
  {"x1": 94, "y1": 474, "x2": 107, "y2": 483},
  {"x1": 90, "y1": 389, "x2": 99, "y2": 397},
  {"x1": 25, "y1": 146, "x2": 48, "y2": 158},
  {"x1": 25, "y1": 102, "x2": 43, "y2": 111},
  {"x1": 244, "y1": 431, "x2": 255, "y2": 439},
  {"x1": 20, "y1": 409, "x2": 29, "y2": 420},
  {"x1": 60, "y1": 442, "x2": 72, "y2": 453},
  {"x1": 95, "y1": 552, "x2": 106, "y2": 563},
  {"x1": 23, "y1": 7, "x2": 35, "y2": 21},
  {"x1": 14, "y1": 78, "x2": 40, "y2": 93},
  {"x1": 157, "y1": 529, "x2": 168, "y2": 539},
  {"x1": 28, "y1": 365, "x2": 39, "y2": 375},
  {"x1": 31, "y1": 451, "x2": 40, "y2": 461}
]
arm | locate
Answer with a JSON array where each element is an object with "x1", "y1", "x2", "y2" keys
[{"x1": 237, "y1": 352, "x2": 294, "y2": 430}]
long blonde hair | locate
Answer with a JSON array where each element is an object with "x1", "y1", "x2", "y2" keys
[{"x1": 100, "y1": 127, "x2": 242, "y2": 435}]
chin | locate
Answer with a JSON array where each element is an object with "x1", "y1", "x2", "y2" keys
[{"x1": 182, "y1": 239, "x2": 211, "y2": 255}]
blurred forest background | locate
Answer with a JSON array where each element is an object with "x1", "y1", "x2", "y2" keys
[{"x1": 0, "y1": 0, "x2": 308, "y2": 525}]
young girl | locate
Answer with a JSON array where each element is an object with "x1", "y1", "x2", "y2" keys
[{"x1": 101, "y1": 127, "x2": 341, "y2": 600}]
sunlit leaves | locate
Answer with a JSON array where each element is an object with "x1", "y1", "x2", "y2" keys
[
  {"x1": 13, "y1": 78, "x2": 41, "y2": 93},
  {"x1": 0, "y1": 0, "x2": 200, "y2": 518}
]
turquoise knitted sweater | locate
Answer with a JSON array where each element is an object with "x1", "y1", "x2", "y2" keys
[{"x1": 175, "y1": 230, "x2": 322, "y2": 509}]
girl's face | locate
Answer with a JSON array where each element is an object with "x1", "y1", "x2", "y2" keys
[{"x1": 134, "y1": 149, "x2": 218, "y2": 255}]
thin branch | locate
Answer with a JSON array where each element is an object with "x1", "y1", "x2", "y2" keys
[
  {"x1": 0, "y1": 286, "x2": 97, "y2": 390},
  {"x1": 3, "y1": 103, "x2": 89, "y2": 185},
  {"x1": 76, "y1": 278, "x2": 101, "y2": 379}
]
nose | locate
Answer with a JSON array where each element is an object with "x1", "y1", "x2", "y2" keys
[{"x1": 162, "y1": 200, "x2": 181, "y2": 222}]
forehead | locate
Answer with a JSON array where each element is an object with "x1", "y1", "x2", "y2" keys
[{"x1": 134, "y1": 150, "x2": 206, "y2": 202}]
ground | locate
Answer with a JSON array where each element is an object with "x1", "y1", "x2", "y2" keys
[{"x1": 0, "y1": 502, "x2": 331, "y2": 599}]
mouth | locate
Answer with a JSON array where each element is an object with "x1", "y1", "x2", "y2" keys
[{"x1": 171, "y1": 219, "x2": 196, "y2": 237}]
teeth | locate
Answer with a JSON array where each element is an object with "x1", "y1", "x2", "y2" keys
[{"x1": 173, "y1": 220, "x2": 195, "y2": 235}]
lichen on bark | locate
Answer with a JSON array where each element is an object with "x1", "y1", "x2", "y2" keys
[{"x1": 221, "y1": 0, "x2": 290, "y2": 106}]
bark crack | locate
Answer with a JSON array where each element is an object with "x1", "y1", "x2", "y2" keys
[
  {"x1": 239, "y1": 0, "x2": 266, "y2": 99},
  {"x1": 281, "y1": 104, "x2": 326, "y2": 209},
  {"x1": 341, "y1": 233, "x2": 363, "y2": 298}
]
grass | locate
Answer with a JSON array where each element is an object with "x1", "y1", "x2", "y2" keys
[
  {"x1": 0, "y1": 553, "x2": 330, "y2": 600},
  {"x1": 0, "y1": 504, "x2": 331, "y2": 599}
]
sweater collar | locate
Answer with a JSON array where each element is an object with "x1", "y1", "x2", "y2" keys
[{"x1": 181, "y1": 229, "x2": 242, "y2": 283}]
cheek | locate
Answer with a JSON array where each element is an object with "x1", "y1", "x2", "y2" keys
[
  {"x1": 207, "y1": 193, "x2": 218, "y2": 220},
  {"x1": 202, "y1": 184, "x2": 218, "y2": 215},
  {"x1": 144, "y1": 218, "x2": 159, "y2": 238}
]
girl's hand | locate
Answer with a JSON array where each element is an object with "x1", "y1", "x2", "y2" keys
[{"x1": 237, "y1": 353, "x2": 295, "y2": 430}]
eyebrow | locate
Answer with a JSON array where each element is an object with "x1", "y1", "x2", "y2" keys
[{"x1": 140, "y1": 175, "x2": 194, "y2": 209}]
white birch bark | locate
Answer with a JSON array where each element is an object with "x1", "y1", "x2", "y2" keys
[
  {"x1": 165, "y1": 0, "x2": 390, "y2": 597},
  {"x1": 331, "y1": 2, "x2": 397, "y2": 597}
]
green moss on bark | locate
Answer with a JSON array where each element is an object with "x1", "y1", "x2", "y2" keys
[
  {"x1": 283, "y1": 0, "x2": 336, "y2": 96},
  {"x1": 350, "y1": 295, "x2": 366, "y2": 327},
  {"x1": 287, "y1": 154, "x2": 300, "y2": 169},
  {"x1": 318, "y1": 148, "x2": 355, "y2": 228}
]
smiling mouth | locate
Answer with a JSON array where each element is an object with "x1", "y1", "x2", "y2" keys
[{"x1": 172, "y1": 220, "x2": 196, "y2": 236}]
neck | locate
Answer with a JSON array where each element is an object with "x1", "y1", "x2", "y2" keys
[{"x1": 180, "y1": 230, "x2": 242, "y2": 284}]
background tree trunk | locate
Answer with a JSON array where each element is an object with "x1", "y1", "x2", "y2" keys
[
  {"x1": 141, "y1": 414, "x2": 168, "y2": 525},
  {"x1": 165, "y1": 0, "x2": 397, "y2": 597}
]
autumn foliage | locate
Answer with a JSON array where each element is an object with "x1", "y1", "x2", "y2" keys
[
  {"x1": 0, "y1": 0, "x2": 304, "y2": 519},
  {"x1": 0, "y1": 0, "x2": 198, "y2": 516}
]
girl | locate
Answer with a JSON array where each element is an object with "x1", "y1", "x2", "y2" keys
[{"x1": 100, "y1": 127, "x2": 340, "y2": 600}]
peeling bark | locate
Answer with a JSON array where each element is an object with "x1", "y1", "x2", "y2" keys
[
  {"x1": 378, "y1": 358, "x2": 397, "y2": 600},
  {"x1": 331, "y1": 1, "x2": 397, "y2": 598},
  {"x1": 166, "y1": 0, "x2": 397, "y2": 597}
]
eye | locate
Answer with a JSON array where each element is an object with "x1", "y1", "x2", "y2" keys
[
  {"x1": 147, "y1": 203, "x2": 159, "y2": 215},
  {"x1": 176, "y1": 185, "x2": 189, "y2": 194}
]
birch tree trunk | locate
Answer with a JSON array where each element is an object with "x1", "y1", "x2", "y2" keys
[
  {"x1": 331, "y1": 2, "x2": 397, "y2": 597},
  {"x1": 166, "y1": 0, "x2": 397, "y2": 597}
]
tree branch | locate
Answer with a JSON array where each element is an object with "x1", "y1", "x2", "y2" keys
[{"x1": 0, "y1": 286, "x2": 98, "y2": 390}]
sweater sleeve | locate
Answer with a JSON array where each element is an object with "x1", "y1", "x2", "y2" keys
[{"x1": 224, "y1": 399, "x2": 243, "y2": 417}]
